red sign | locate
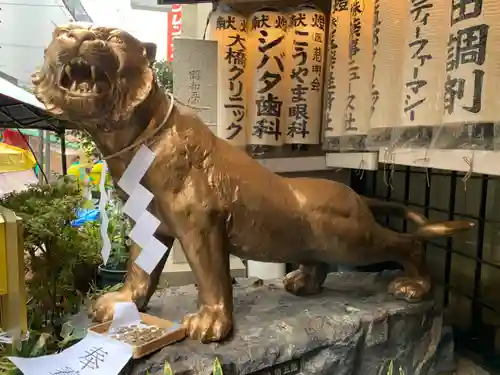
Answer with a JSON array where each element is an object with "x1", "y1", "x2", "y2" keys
[
  {"x1": 166, "y1": 4, "x2": 182, "y2": 62},
  {"x1": 2, "y1": 129, "x2": 29, "y2": 150}
]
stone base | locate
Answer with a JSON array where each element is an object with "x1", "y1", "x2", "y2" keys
[
  {"x1": 160, "y1": 254, "x2": 246, "y2": 288},
  {"x1": 129, "y1": 272, "x2": 455, "y2": 375},
  {"x1": 160, "y1": 240, "x2": 246, "y2": 287}
]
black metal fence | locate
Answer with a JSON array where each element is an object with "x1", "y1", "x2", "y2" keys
[{"x1": 351, "y1": 167, "x2": 500, "y2": 370}]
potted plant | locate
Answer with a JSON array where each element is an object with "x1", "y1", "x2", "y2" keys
[
  {"x1": 0, "y1": 176, "x2": 102, "y2": 334},
  {"x1": 94, "y1": 204, "x2": 131, "y2": 288}
]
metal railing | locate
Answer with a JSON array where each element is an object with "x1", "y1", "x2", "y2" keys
[
  {"x1": 61, "y1": 0, "x2": 93, "y2": 23},
  {"x1": 352, "y1": 167, "x2": 500, "y2": 371}
]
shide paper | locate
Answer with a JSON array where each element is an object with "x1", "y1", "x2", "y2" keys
[
  {"x1": 117, "y1": 145, "x2": 169, "y2": 274},
  {"x1": 98, "y1": 161, "x2": 111, "y2": 264},
  {"x1": 108, "y1": 302, "x2": 142, "y2": 333}
]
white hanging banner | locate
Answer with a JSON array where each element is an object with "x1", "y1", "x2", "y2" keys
[
  {"x1": 207, "y1": 8, "x2": 248, "y2": 145},
  {"x1": 323, "y1": 0, "x2": 350, "y2": 138},
  {"x1": 344, "y1": 0, "x2": 373, "y2": 136},
  {"x1": 117, "y1": 145, "x2": 169, "y2": 274},
  {"x1": 247, "y1": 9, "x2": 288, "y2": 146},
  {"x1": 400, "y1": 0, "x2": 449, "y2": 127},
  {"x1": 443, "y1": 0, "x2": 498, "y2": 125},
  {"x1": 369, "y1": 0, "x2": 408, "y2": 130},
  {"x1": 284, "y1": 6, "x2": 326, "y2": 145},
  {"x1": 98, "y1": 161, "x2": 111, "y2": 264}
]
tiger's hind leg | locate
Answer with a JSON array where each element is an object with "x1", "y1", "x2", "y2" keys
[
  {"x1": 388, "y1": 242, "x2": 431, "y2": 302},
  {"x1": 283, "y1": 262, "x2": 329, "y2": 296}
]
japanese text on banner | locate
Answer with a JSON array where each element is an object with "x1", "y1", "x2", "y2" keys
[
  {"x1": 285, "y1": 8, "x2": 326, "y2": 145},
  {"x1": 248, "y1": 11, "x2": 287, "y2": 146}
]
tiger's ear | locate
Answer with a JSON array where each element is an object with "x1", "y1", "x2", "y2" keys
[{"x1": 143, "y1": 42, "x2": 157, "y2": 65}]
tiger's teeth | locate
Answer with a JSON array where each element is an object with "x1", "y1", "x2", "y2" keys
[
  {"x1": 70, "y1": 81, "x2": 77, "y2": 91},
  {"x1": 65, "y1": 65, "x2": 72, "y2": 79},
  {"x1": 91, "y1": 65, "x2": 96, "y2": 81},
  {"x1": 92, "y1": 83, "x2": 98, "y2": 93}
]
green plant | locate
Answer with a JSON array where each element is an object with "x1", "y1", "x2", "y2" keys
[
  {"x1": 68, "y1": 129, "x2": 100, "y2": 158},
  {"x1": 145, "y1": 359, "x2": 223, "y2": 375},
  {"x1": 0, "y1": 176, "x2": 101, "y2": 335},
  {"x1": 86, "y1": 202, "x2": 131, "y2": 271},
  {"x1": 0, "y1": 321, "x2": 86, "y2": 375},
  {"x1": 213, "y1": 357, "x2": 223, "y2": 375},
  {"x1": 163, "y1": 361, "x2": 173, "y2": 375},
  {"x1": 0, "y1": 332, "x2": 51, "y2": 375},
  {"x1": 154, "y1": 60, "x2": 173, "y2": 92},
  {"x1": 386, "y1": 360, "x2": 405, "y2": 375}
]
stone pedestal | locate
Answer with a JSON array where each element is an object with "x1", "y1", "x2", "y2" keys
[
  {"x1": 160, "y1": 240, "x2": 246, "y2": 287},
  {"x1": 130, "y1": 272, "x2": 455, "y2": 375}
]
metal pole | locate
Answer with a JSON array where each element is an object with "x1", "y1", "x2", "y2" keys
[
  {"x1": 44, "y1": 131, "x2": 51, "y2": 183},
  {"x1": 38, "y1": 130, "x2": 44, "y2": 184},
  {"x1": 60, "y1": 130, "x2": 68, "y2": 175}
]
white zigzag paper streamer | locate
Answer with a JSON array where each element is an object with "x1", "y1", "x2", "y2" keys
[
  {"x1": 117, "y1": 145, "x2": 169, "y2": 274},
  {"x1": 99, "y1": 161, "x2": 112, "y2": 264}
]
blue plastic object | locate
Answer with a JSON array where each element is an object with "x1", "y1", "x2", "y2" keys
[{"x1": 71, "y1": 208, "x2": 100, "y2": 227}]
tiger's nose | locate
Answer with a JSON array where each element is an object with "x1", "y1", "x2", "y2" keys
[{"x1": 68, "y1": 29, "x2": 96, "y2": 42}]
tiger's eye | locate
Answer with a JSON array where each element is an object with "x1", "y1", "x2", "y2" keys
[{"x1": 108, "y1": 35, "x2": 124, "y2": 44}]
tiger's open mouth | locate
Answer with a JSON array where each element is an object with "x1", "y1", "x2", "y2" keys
[{"x1": 59, "y1": 58, "x2": 112, "y2": 97}]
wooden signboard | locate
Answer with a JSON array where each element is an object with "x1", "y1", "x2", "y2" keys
[{"x1": 0, "y1": 206, "x2": 27, "y2": 342}]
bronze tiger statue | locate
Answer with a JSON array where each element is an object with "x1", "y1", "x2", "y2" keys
[{"x1": 32, "y1": 24, "x2": 474, "y2": 343}]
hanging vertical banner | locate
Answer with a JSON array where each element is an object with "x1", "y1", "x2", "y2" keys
[
  {"x1": 98, "y1": 161, "x2": 111, "y2": 264},
  {"x1": 369, "y1": 0, "x2": 407, "y2": 130},
  {"x1": 284, "y1": 6, "x2": 326, "y2": 145},
  {"x1": 443, "y1": 0, "x2": 497, "y2": 125},
  {"x1": 207, "y1": 7, "x2": 248, "y2": 146},
  {"x1": 400, "y1": 0, "x2": 449, "y2": 127},
  {"x1": 166, "y1": 4, "x2": 183, "y2": 62},
  {"x1": 247, "y1": 9, "x2": 288, "y2": 146},
  {"x1": 344, "y1": 0, "x2": 373, "y2": 136},
  {"x1": 323, "y1": 0, "x2": 350, "y2": 138}
]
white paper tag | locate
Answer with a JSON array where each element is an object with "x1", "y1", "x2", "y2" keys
[
  {"x1": 108, "y1": 302, "x2": 142, "y2": 334},
  {"x1": 117, "y1": 145, "x2": 156, "y2": 194},
  {"x1": 135, "y1": 237, "x2": 169, "y2": 274},
  {"x1": 129, "y1": 211, "x2": 161, "y2": 248},
  {"x1": 122, "y1": 184, "x2": 154, "y2": 221},
  {"x1": 98, "y1": 161, "x2": 111, "y2": 264}
]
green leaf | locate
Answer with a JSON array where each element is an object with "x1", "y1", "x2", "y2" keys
[
  {"x1": 387, "y1": 360, "x2": 394, "y2": 375},
  {"x1": 57, "y1": 322, "x2": 86, "y2": 348},
  {"x1": 213, "y1": 357, "x2": 223, "y2": 375},
  {"x1": 30, "y1": 333, "x2": 51, "y2": 357},
  {"x1": 163, "y1": 361, "x2": 173, "y2": 375}
]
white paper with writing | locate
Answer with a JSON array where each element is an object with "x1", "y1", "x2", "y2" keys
[{"x1": 8, "y1": 331, "x2": 133, "y2": 375}]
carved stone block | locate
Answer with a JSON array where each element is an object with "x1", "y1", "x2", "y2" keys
[{"x1": 129, "y1": 272, "x2": 455, "y2": 375}]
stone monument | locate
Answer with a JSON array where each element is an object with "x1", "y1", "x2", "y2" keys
[{"x1": 130, "y1": 272, "x2": 454, "y2": 375}]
